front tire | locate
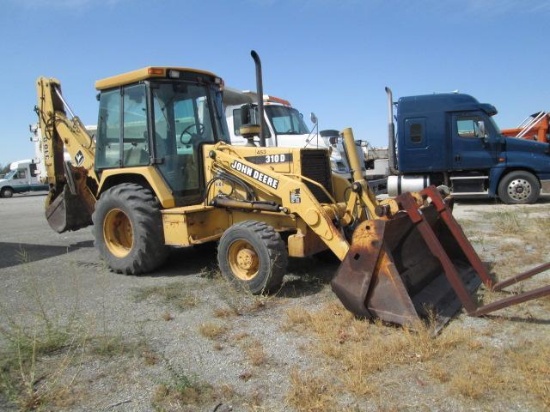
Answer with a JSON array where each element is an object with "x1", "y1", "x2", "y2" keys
[
  {"x1": 1, "y1": 187, "x2": 14, "y2": 198},
  {"x1": 92, "y1": 183, "x2": 168, "y2": 275},
  {"x1": 218, "y1": 221, "x2": 288, "y2": 294},
  {"x1": 498, "y1": 171, "x2": 540, "y2": 204}
]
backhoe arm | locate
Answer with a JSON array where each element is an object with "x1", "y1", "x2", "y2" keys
[{"x1": 35, "y1": 77, "x2": 98, "y2": 232}]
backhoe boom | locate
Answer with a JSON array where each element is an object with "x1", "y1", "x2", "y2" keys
[{"x1": 35, "y1": 77, "x2": 98, "y2": 232}]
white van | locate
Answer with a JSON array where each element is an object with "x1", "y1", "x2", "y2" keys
[{"x1": 0, "y1": 159, "x2": 49, "y2": 198}]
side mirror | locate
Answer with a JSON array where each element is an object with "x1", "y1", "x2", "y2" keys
[
  {"x1": 239, "y1": 104, "x2": 260, "y2": 146},
  {"x1": 310, "y1": 112, "x2": 318, "y2": 125},
  {"x1": 240, "y1": 104, "x2": 259, "y2": 127},
  {"x1": 477, "y1": 120, "x2": 487, "y2": 138}
]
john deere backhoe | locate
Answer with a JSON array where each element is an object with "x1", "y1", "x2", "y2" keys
[{"x1": 34, "y1": 51, "x2": 550, "y2": 329}]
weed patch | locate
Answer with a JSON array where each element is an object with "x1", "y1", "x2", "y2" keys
[
  {"x1": 286, "y1": 368, "x2": 337, "y2": 411},
  {"x1": 132, "y1": 282, "x2": 200, "y2": 310}
]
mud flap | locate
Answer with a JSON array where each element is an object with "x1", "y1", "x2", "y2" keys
[
  {"x1": 332, "y1": 204, "x2": 481, "y2": 329},
  {"x1": 45, "y1": 186, "x2": 93, "y2": 233}
]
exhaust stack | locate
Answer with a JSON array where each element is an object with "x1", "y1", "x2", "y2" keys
[
  {"x1": 385, "y1": 87, "x2": 398, "y2": 174},
  {"x1": 251, "y1": 50, "x2": 266, "y2": 147}
]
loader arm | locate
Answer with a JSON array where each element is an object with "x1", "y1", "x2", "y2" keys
[
  {"x1": 206, "y1": 142, "x2": 353, "y2": 260},
  {"x1": 205, "y1": 129, "x2": 422, "y2": 261},
  {"x1": 35, "y1": 77, "x2": 99, "y2": 233}
]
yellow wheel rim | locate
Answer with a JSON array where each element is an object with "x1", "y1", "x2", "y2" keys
[
  {"x1": 103, "y1": 208, "x2": 133, "y2": 258},
  {"x1": 228, "y1": 240, "x2": 259, "y2": 281}
]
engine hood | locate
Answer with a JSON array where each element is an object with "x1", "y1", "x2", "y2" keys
[{"x1": 504, "y1": 136, "x2": 550, "y2": 155}]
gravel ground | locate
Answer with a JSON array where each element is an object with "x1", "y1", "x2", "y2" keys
[{"x1": 1, "y1": 193, "x2": 549, "y2": 411}]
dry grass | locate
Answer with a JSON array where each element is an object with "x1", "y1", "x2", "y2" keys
[
  {"x1": 286, "y1": 368, "x2": 337, "y2": 411},
  {"x1": 152, "y1": 372, "x2": 214, "y2": 411},
  {"x1": 282, "y1": 289, "x2": 549, "y2": 410},
  {"x1": 132, "y1": 282, "x2": 200, "y2": 310},
  {"x1": 212, "y1": 272, "x2": 279, "y2": 317},
  {"x1": 509, "y1": 342, "x2": 550, "y2": 407},
  {"x1": 198, "y1": 322, "x2": 228, "y2": 340},
  {"x1": 241, "y1": 338, "x2": 267, "y2": 366}
]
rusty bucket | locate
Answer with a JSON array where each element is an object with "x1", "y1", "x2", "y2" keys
[
  {"x1": 332, "y1": 206, "x2": 478, "y2": 328},
  {"x1": 45, "y1": 185, "x2": 93, "y2": 233},
  {"x1": 332, "y1": 186, "x2": 550, "y2": 329}
]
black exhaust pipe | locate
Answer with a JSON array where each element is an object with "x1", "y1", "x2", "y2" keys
[{"x1": 251, "y1": 50, "x2": 266, "y2": 147}]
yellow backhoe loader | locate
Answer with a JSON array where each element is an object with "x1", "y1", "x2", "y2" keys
[{"x1": 34, "y1": 51, "x2": 550, "y2": 330}]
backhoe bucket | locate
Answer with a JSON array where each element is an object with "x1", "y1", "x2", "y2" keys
[
  {"x1": 45, "y1": 186, "x2": 93, "y2": 233},
  {"x1": 332, "y1": 187, "x2": 484, "y2": 329}
]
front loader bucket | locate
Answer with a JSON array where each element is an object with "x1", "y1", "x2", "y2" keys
[
  {"x1": 332, "y1": 186, "x2": 484, "y2": 329},
  {"x1": 45, "y1": 186, "x2": 93, "y2": 233},
  {"x1": 332, "y1": 186, "x2": 550, "y2": 329},
  {"x1": 333, "y1": 205, "x2": 478, "y2": 329}
]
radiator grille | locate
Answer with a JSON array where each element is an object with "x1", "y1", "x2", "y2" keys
[{"x1": 300, "y1": 149, "x2": 333, "y2": 203}]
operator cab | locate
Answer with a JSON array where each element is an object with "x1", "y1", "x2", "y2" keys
[{"x1": 94, "y1": 67, "x2": 230, "y2": 206}]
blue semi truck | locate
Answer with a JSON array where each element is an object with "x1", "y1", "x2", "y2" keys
[{"x1": 385, "y1": 88, "x2": 550, "y2": 204}]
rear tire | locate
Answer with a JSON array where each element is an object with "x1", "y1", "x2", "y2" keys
[
  {"x1": 92, "y1": 183, "x2": 168, "y2": 275},
  {"x1": 498, "y1": 171, "x2": 540, "y2": 204},
  {"x1": 218, "y1": 221, "x2": 288, "y2": 294}
]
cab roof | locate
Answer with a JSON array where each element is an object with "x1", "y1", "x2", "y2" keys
[{"x1": 95, "y1": 66, "x2": 221, "y2": 91}]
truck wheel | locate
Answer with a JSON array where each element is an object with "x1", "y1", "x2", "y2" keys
[
  {"x1": 218, "y1": 221, "x2": 288, "y2": 294},
  {"x1": 498, "y1": 171, "x2": 540, "y2": 204},
  {"x1": 1, "y1": 187, "x2": 14, "y2": 198},
  {"x1": 92, "y1": 183, "x2": 168, "y2": 275}
]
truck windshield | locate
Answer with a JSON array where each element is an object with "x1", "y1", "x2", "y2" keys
[
  {"x1": 488, "y1": 116, "x2": 501, "y2": 134},
  {"x1": 4, "y1": 169, "x2": 16, "y2": 180},
  {"x1": 265, "y1": 106, "x2": 310, "y2": 135}
]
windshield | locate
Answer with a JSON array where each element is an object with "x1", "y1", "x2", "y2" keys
[
  {"x1": 488, "y1": 116, "x2": 501, "y2": 134},
  {"x1": 151, "y1": 82, "x2": 225, "y2": 145},
  {"x1": 265, "y1": 105, "x2": 310, "y2": 135},
  {"x1": 150, "y1": 81, "x2": 231, "y2": 199},
  {"x1": 4, "y1": 169, "x2": 17, "y2": 179}
]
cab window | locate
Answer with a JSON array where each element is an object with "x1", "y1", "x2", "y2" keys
[
  {"x1": 457, "y1": 117, "x2": 486, "y2": 138},
  {"x1": 96, "y1": 84, "x2": 150, "y2": 168}
]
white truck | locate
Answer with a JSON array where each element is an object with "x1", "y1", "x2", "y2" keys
[
  {"x1": 319, "y1": 129, "x2": 388, "y2": 194},
  {"x1": 0, "y1": 159, "x2": 49, "y2": 198},
  {"x1": 223, "y1": 88, "x2": 351, "y2": 175}
]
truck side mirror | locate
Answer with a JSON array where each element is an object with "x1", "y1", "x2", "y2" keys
[
  {"x1": 476, "y1": 120, "x2": 487, "y2": 138},
  {"x1": 310, "y1": 112, "x2": 318, "y2": 125}
]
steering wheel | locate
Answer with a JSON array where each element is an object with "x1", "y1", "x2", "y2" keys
[{"x1": 179, "y1": 123, "x2": 205, "y2": 144}]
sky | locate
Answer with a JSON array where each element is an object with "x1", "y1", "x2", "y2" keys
[{"x1": 1, "y1": 0, "x2": 549, "y2": 166}]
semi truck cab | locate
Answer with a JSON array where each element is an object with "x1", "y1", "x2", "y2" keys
[{"x1": 388, "y1": 91, "x2": 550, "y2": 203}]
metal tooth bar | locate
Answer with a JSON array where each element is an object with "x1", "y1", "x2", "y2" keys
[
  {"x1": 492, "y1": 262, "x2": 550, "y2": 291},
  {"x1": 473, "y1": 285, "x2": 550, "y2": 317},
  {"x1": 413, "y1": 186, "x2": 550, "y2": 318},
  {"x1": 396, "y1": 191, "x2": 478, "y2": 313},
  {"x1": 421, "y1": 186, "x2": 493, "y2": 287}
]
